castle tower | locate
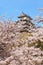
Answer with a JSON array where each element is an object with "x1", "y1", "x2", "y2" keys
[{"x1": 18, "y1": 12, "x2": 35, "y2": 32}]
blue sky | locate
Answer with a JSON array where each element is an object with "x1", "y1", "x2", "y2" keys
[{"x1": 0, "y1": 0, "x2": 43, "y2": 21}]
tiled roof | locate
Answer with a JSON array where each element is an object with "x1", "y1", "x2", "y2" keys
[{"x1": 18, "y1": 12, "x2": 32, "y2": 20}]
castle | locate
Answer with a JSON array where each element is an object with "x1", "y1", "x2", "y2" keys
[{"x1": 17, "y1": 12, "x2": 35, "y2": 32}]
